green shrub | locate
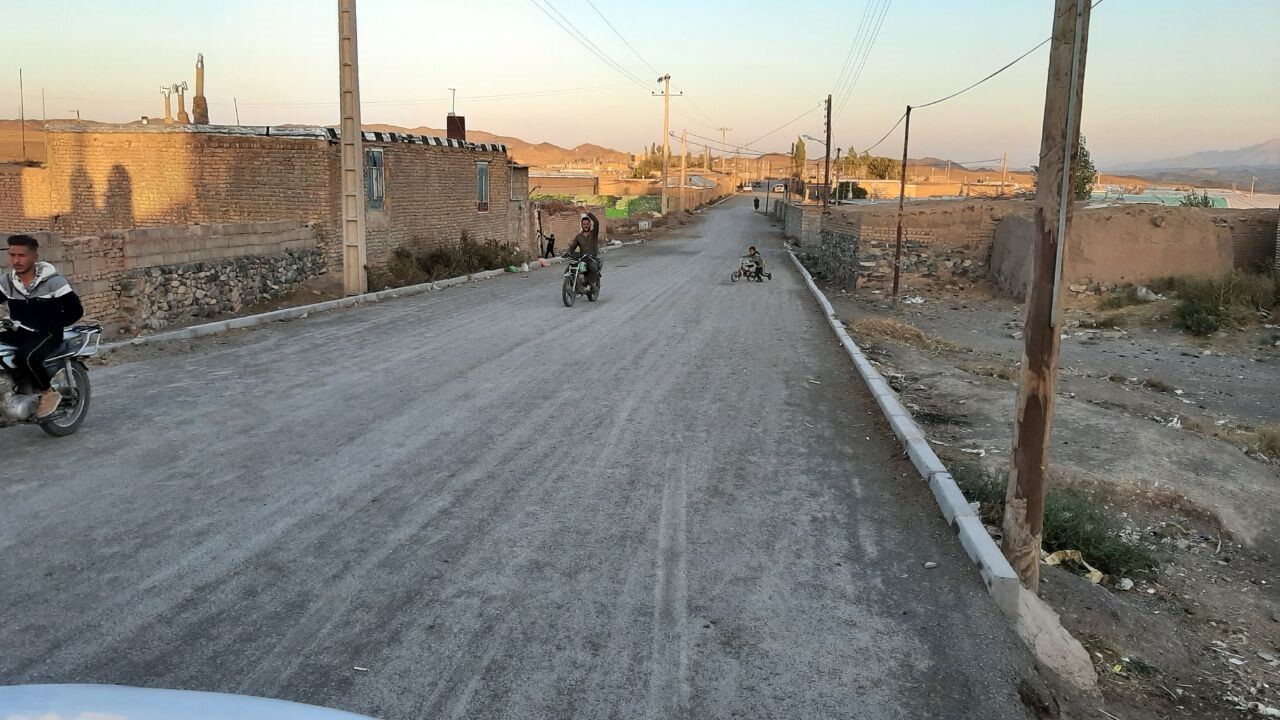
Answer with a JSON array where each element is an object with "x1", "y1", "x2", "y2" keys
[
  {"x1": 1172, "y1": 272, "x2": 1277, "y2": 335},
  {"x1": 372, "y1": 232, "x2": 528, "y2": 289},
  {"x1": 948, "y1": 460, "x2": 1160, "y2": 578},
  {"x1": 1098, "y1": 287, "x2": 1144, "y2": 310}
]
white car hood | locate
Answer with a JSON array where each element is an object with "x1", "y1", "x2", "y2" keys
[{"x1": 0, "y1": 684, "x2": 376, "y2": 720}]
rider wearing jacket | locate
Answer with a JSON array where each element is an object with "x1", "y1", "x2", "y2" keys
[
  {"x1": 1, "y1": 234, "x2": 84, "y2": 418},
  {"x1": 566, "y1": 212, "x2": 602, "y2": 292}
]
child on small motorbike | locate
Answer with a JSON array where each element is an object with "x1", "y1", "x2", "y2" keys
[{"x1": 746, "y1": 246, "x2": 771, "y2": 280}]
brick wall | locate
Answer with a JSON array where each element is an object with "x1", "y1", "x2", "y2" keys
[
  {"x1": 362, "y1": 141, "x2": 513, "y2": 269},
  {"x1": 1206, "y1": 207, "x2": 1279, "y2": 271},
  {"x1": 24, "y1": 220, "x2": 324, "y2": 333},
  {"x1": 6, "y1": 126, "x2": 522, "y2": 276},
  {"x1": 538, "y1": 205, "x2": 608, "y2": 255}
]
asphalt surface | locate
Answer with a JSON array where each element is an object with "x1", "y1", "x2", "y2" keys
[{"x1": 0, "y1": 197, "x2": 1038, "y2": 719}]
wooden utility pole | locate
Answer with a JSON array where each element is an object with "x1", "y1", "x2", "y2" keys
[
  {"x1": 658, "y1": 74, "x2": 671, "y2": 214},
  {"x1": 823, "y1": 94, "x2": 833, "y2": 210},
  {"x1": 680, "y1": 129, "x2": 687, "y2": 212},
  {"x1": 1002, "y1": 0, "x2": 1092, "y2": 592},
  {"x1": 891, "y1": 105, "x2": 912, "y2": 304},
  {"x1": 338, "y1": 0, "x2": 368, "y2": 295}
]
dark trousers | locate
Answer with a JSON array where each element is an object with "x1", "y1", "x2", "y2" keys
[
  {"x1": 584, "y1": 255, "x2": 601, "y2": 289},
  {"x1": 0, "y1": 329, "x2": 59, "y2": 391},
  {"x1": 543, "y1": 238, "x2": 556, "y2": 259}
]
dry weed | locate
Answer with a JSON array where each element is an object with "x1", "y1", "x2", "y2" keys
[{"x1": 850, "y1": 318, "x2": 957, "y2": 353}]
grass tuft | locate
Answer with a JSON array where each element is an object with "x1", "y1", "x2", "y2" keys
[{"x1": 851, "y1": 318, "x2": 957, "y2": 353}]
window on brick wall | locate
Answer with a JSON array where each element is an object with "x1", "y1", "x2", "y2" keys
[
  {"x1": 365, "y1": 148, "x2": 385, "y2": 210},
  {"x1": 476, "y1": 161, "x2": 490, "y2": 212}
]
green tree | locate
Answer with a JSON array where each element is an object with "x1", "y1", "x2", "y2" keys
[
  {"x1": 865, "y1": 155, "x2": 899, "y2": 180},
  {"x1": 1074, "y1": 134, "x2": 1098, "y2": 200},
  {"x1": 1031, "y1": 133, "x2": 1099, "y2": 200},
  {"x1": 1179, "y1": 189, "x2": 1214, "y2": 207},
  {"x1": 792, "y1": 137, "x2": 807, "y2": 177}
]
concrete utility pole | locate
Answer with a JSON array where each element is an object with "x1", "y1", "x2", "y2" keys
[
  {"x1": 1250, "y1": 176, "x2": 1258, "y2": 200},
  {"x1": 891, "y1": 105, "x2": 912, "y2": 304},
  {"x1": 1002, "y1": 0, "x2": 1092, "y2": 593},
  {"x1": 680, "y1": 129, "x2": 687, "y2": 212},
  {"x1": 823, "y1": 94, "x2": 832, "y2": 210},
  {"x1": 17, "y1": 69, "x2": 25, "y2": 161},
  {"x1": 338, "y1": 0, "x2": 368, "y2": 295},
  {"x1": 657, "y1": 74, "x2": 671, "y2": 214},
  {"x1": 716, "y1": 127, "x2": 732, "y2": 172},
  {"x1": 1000, "y1": 151, "x2": 1008, "y2": 197}
]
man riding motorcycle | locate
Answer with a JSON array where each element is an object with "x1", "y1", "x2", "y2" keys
[
  {"x1": 565, "y1": 212, "x2": 601, "y2": 293},
  {"x1": 1, "y1": 234, "x2": 84, "y2": 419}
]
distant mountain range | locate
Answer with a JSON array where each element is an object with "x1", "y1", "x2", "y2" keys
[
  {"x1": 363, "y1": 124, "x2": 631, "y2": 167},
  {"x1": 1113, "y1": 138, "x2": 1280, "y2": 171}
]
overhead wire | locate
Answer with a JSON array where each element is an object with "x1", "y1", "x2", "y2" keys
[
  {"x1": 527, "y1": 0, "x2": 651, "y2": 90},
  {"x1": 828, "y1": 0, "x2": 879, "y2": 104},
  {"x1": 835, "y1": 0, "x2": 893, "y2": 119},
  {"x1": 586, "y1": 0, "x2": 660, "y2": 76}
]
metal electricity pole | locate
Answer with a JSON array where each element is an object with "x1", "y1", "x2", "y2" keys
[
  {"x1": 823, "y1": 94, "x2": 832, "y2": 210},
  {"x1": 891, "y1": 105, "x2": 912, "y2": 304},
  {"x1": 338, "y1": 0, "x2": 368, "y2": 295},
  {"x1": 657, "y1": 74, "x2": 671, "y2": 214},
  {"x1": 1002, "y1": 0, "x2": 1092, "y2": 593}
]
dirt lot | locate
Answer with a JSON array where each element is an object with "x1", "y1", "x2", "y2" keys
[{"x1": 814, "y1": 269, "x2": 1280, "y2": 718}]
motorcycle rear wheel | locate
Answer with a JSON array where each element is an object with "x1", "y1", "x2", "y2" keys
[
  {"x1": 562, "y1": 276, "x2": 576, "y2": 307},
  {"x1": 40, "y1": 361, "x2": 90, "y2": 437}
]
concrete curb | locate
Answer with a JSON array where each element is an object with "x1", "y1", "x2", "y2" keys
[
  {"x1": 102, "y1": 243, "x2": 640, "y2": 353},
  {"x1": 785, "y1": 249, "x2": 1019, "y2": 610},
  {"x1": 786, "y1": 248, "x2": 1099, "y2": 692}
]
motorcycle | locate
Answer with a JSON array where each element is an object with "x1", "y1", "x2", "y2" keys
[
  {"x1": 0, "y1": 318, "x2": 101, "y2": 436},
  {"x1": 731, "y1": 256, "x2": 771, "y2": 282},
  {"x1": 561, "y1": 252, "x2": 601, "y2": 307}
]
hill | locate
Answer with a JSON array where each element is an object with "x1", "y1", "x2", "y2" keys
[{"x1": 1118, "y1": 138, "x2": 1280, "y2": 171}]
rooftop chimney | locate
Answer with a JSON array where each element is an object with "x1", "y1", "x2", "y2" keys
[
  {"x1": 192, "y1": 53, "x2": 209, "y2": 124},
  {"x1": 447, "y1": 114, "x2": 466, "y2": 142}
]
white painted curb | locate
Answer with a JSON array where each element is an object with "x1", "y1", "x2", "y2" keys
[
  {"x1": 786, "y1": 249, "x2": 1022, "y2": 615},
  {"x1": 103, "y1": 242, "x2": 643, "y2": 353}
]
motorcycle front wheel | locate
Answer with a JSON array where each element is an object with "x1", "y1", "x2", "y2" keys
[
  {"x1": 41, "y1": 361, "x2": 90, "y2": 437},
  {"x1": 562, "y1": 276, "x2": 576, "y2": 307},
  {"x1": 731, "y1": 270, "x2": 741, "y2": 282}
]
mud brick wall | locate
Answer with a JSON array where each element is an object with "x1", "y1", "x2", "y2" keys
[
  {"x1": 361, "y1": 142, "x2": 512, "y2": 270},
  {"x1": 8, "y1": 126, "x2": 522, "y2": 275},
  {"x1": 1205, "y1": 208, "x2": 1278, "y2": 272},
  {"x1": 537, "y1": 205, "x2": 608, "y2": 255}
]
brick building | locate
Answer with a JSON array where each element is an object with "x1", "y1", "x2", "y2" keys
[{"x1": 0, "y1": 123, "x2": 533, "y2": 271}]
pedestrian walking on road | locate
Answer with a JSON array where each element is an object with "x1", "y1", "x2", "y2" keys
[
  {"x1": 544, "y1": 233, "x2": 556, "y2": 259},
  {"x1": 753, "y1": 197, "x2": 760, "y2": 211}
]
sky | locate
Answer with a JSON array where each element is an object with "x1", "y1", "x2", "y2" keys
[{"x1": 2, "y1": 0, "x2": 1277, "y2": 169}]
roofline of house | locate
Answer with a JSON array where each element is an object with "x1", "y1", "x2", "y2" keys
[{"x1": 41, "y1": 122, "x2": 507, "y2": 153}]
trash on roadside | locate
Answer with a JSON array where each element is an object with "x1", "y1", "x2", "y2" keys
[
  {"x1": 1135, "y1": 286, "x2": 1162, "y2": 302},
  {"x1": 1166, "y1": 416, "x2": 1182, "y2": 428},
  {"x1": 903, "y1": 296, "x2": 924, "y2": 305},
  {"x1": 609, "y1": 239, "x2": 623, "y2": 246},
  {"x1": 520, "y1": 262, "x2": 530, "y2": 273},
  {"x1": 353, "y1": 666, "x2": 369, "y2": 672},
  {"x1": 1118, "y1": 578, "x2": 1135, "y2": 591},
  {"x1": 538, "y1": 258, "x2": 550, "y2": 267},
  {"x1": 808, "y1": 379, "x2": 822, "y2": 385},
  {"x1": 1042, "y1": 549, "x2": 1104, "y2": 584},
  {"x1": 923, "y1": 561, "x2": 938, "y2": 569},
  {"x1": 959, "y1": 448, "x2": 986, "y2": 457}
]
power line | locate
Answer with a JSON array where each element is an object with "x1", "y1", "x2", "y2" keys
[
  {"x1": 912, "y1": 0, "x2": 1105, "y2": 109},
  {"x1": 742, "y1": 102, "x2": 825, "y2": 149},
  {"x1": 829, "y1": 0, "x2": 879, "y2": 103},
  {"x1": 227, "y1": 84, "x2": 630, "y2": 108},
  {"x1": 528, "y1": 0, "x2": 650, "y2": 90},
  {"x1": 862, "y1": 111, "x2": 907, "y2": 154},
  {"x1": 586, "y1": 0, "x2": 659, "y2": 76},
  {"x1": 835, "y1": 0, "x2": 893, "y2": 119}
]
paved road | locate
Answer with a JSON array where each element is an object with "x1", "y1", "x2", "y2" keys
[{"x1": 0, "y1": 197, "x2": 1038, "y2": 719}]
